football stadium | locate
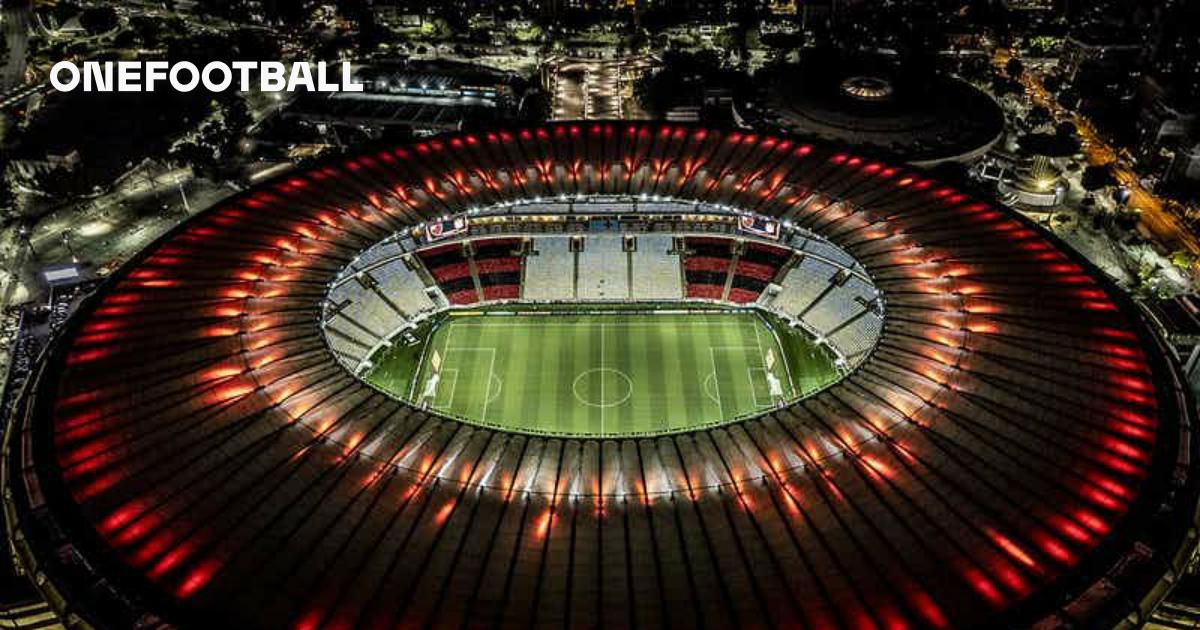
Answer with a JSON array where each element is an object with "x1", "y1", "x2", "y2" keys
[{"x1": 4, "y1": 123, "x2": 1199, "y2": 629}]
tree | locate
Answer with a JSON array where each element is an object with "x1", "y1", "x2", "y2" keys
[
  {"x1": 79, "y1": 6, "x2": 119, "y2": 35},
  {"x1": 169, "y1": 141, "x2": 218, "y2": 178},
  {"x1": 1081, "y1": 164, "x2": 1117, "y2": 191},
  {"x1": 991, "y1": 75, "x2": 1021, "y2": 98},
  {"x1": 633, "y1": 50, "x2": 745, "y2": 117},
  {"x1": 1005, "y1": 58, "x2": 1025, "y2": 79},
  {"x1": 128, "y1": 16, "x2": 164, "y2": 48},
  {"x1": 1025, "y1": 105, "x2": 1052, "y2": 129},
  {"x1": 1170, "y1": 250, "x2": 1199, "y2": 271},
  {"x1": 44, "y1": 1, "x2": 82, "y2": 27}
]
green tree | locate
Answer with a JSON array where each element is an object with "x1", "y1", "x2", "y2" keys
[
  {"x1": 1005, "y1": 57, "x2": 1025, "y2": 79},
  {"x1": 79, "y1": 6, "x2": 119, "y2": 34},
  {"x1": 1081, "y1": 164, "x2": 1117, "y2": 192}
]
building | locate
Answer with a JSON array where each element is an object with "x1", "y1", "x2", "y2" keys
[
  {"x1": 4, "y1": 123, "x2": 1197, "y2": 630},
  {"x1": 282, "y1": 60, "x2": 522, "y2": 137},
  {"x1": 0, "y1": 0, "x2": 31, "y2": 91},
  {"x1": 747, "y1": 55, "x2": 1005, "y2": 167},
  {"x1": 1169, "y1": 142, "x2": 1200, "y2": 184}
]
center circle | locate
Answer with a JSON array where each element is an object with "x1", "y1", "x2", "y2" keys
[
  {"x1": 331, "y1": 204, "x2": 878, "y2": 438},
  {"x1": 572, "y1": 368, "x2": 633, "y2": 408}
]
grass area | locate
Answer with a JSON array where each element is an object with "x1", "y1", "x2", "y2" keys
[{"x1": 365, "y1": 308, "x2": 841, "y2": 437}]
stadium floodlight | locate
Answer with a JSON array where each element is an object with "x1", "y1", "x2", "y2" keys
[{"x1": 12, "y1": 124, "x2": 1194, "y2": 630}]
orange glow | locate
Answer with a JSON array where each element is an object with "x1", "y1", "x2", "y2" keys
[
  {"x1": 213, "y1": 383, "x2": 255, "y2": 403},
  {"x1": 861, "y1": 456, "x2": 894, "y2": 480},
  {"x1": 203, "y1": 365, "x2": 244, "y2": 380},
  {"x1": 535, "y1": 509, "x2": 553, "y2": 539},
  {"x1": 435, "y1": 500, "x2": 456, "y2": 525},
  {"x1": 986, "y1": 528, "x2": 1038, "y2": 570}
]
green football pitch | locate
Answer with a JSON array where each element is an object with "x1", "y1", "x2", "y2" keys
[{"x1": 365, "y1": 309, "x2": 841, "y2": 437}]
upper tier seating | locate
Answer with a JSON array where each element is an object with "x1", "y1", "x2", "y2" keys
[
  {"x1": 684, "y1": 237, "x2": 733, "y2": 300},
  {"x1": 372, "y1": 259, "x2": 436, "y2": 315},
  {"x1": 772, "y1": 256, "x2": 838, "y2": 314},
  {"x1": 630, "y1": 235, "x2": 683, "y2": 300},
  {"x1": 525, "y1": 238, "x2": 575, "y2": 300},
  {"x1": 473, "y1": 238, "x2": 524, "y2": 301},
  {"x1": 728, "y1": 242, "x2": 792, "y2": 304},
  {"x1": 578, "y1": 237, "x2": 628, "y2": 299},
  {"x1": 418, "y1": 243, "x2": 478, "y2": 305}
]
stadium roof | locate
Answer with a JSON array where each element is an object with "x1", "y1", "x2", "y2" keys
[
  {"x1": 5, "y1": 122, "x2": 1197, "y2": 630},
  {"x1": 752, "y1": 57, "x2": 1006, "y2": 167}
]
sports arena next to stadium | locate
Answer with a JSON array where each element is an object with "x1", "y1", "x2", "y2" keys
[{"x1": 3, "y1": 122, "x2": 1199, "y2": 629}]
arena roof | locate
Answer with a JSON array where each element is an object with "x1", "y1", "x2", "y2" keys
[
  {"x1": 4, "y1": 122, "x2": 1197, "y2": 630},
  {"x1": 752, "y1": 57, "x2": 1006, "y2": 167}
]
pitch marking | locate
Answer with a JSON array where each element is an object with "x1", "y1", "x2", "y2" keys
[{"x1": 572, "y1": 368, "x2": 633, "y2": 408}]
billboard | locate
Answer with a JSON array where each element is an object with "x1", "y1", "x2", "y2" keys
[
  {"x1": 425, "y1": 216, "x2": 468, "y2": 242},
  {"x1": 737, "y1": 215, "x2": 780, "y2": 240}
]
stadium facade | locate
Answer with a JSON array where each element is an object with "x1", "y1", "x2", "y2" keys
[{"x1": 3, "y1": 122, "x2": 1198, "y2": 629}]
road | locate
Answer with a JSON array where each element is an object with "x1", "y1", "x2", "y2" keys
[{"x1": 1014, "y1": 55, "x2": 1200, "y2": 258}]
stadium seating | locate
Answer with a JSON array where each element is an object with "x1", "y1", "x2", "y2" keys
[
  {"x1": 804, "y1": 276, "x2": 875, "y2": 333},
  {"x1": 683, "y1": 237, "x2": 733, "y2": 300},
  {"x1": 794, "y1": 235, "x2": 861, "y2": 271},
  {"x1": 728, "y1": 242, "x2": 792, "y2": 304},
  {"x1": 472, "y1": 238, "x2": 524, "y2": 301},
  {"x1": 418, "y1": 243, "x2": 478, "y2": 305},
  {"x1": 578, "y1": 236, "x2": 628, "y2": 299},
  {"x1": 332, "y1": 232, "x2": 883, "y2": 369},
  {"x1": 828, "y1": 312, "x2": 883, "y2": 361},
  {"x1": 771, "y1": 256, "x2": 837, "y2": 314},
  {"x1": 372, "y1": 258, "x2": 436, "y2": 315},
  {"x1": 630, "y1": 235, "x2": 683, "y2": 299},
  {"x1": 525, "y1": 237, "x2": 575, "y2": 300}
]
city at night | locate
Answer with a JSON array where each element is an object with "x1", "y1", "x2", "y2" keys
[{"x1": 1, "y1": 1, "x2": 1199, "y2": 628}]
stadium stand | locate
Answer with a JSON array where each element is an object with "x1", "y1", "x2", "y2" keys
[
  {"x1": 371, "y1": 258, "x2": 436, "y2": 316},
  {"x1": 418, "y1": 242, "x2": 478, "y2": 305},
  {"x1": 8, "y1": 124, "x2": 1195, "y2": 630},
  {"x1": 803, "y1": 275, "x2": 877, "y2": 333},
  {"x1": 683, "y1": 237, "x2": 733, "y2": 300},
  {"x1": 795, "y1": 234, "x2": 861, "y2": 271},
  {"x1": 327, "y1": 276, "x2": 396, "y2": 340},
  {"x1": 729, "y1": 242, "x2": 792, "y2": 304},
  {"x1": 577, "y1": 236, "x2": 628, "y2": 299},
  {"x1": 630, "y1": 235, "x2": 683, "y2": 299},
  {"x1": 769, "y1": 255, "x2": 836, "y2": 314},
  {"x1": 471, "y1": 238, "x2": 524, "y2": 301},
  {"x1": 828, "y1": 311, "x2": 883, "y2": 361},
  {"x1": 524, "y1": 237, "x2": 575, "y2": 300}
]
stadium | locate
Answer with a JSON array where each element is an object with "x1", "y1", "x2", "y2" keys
[
  {"x1": 3, "y1": 122, "x2": 1198, "y2": 629},
  {"x1": 748, "y1": 54, "x2": 1007, "y2": 168}
]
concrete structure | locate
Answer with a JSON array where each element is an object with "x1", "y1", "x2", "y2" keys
[
  {"x1": 747, "y1": 57, "x2": 1005, "y2": 167},
  {"x1": 0, "y1": 0, "x2": 30, "y2": 91},
  {"x1": 4, "y1": 123, "x2": 1197, "y2": 630}
]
